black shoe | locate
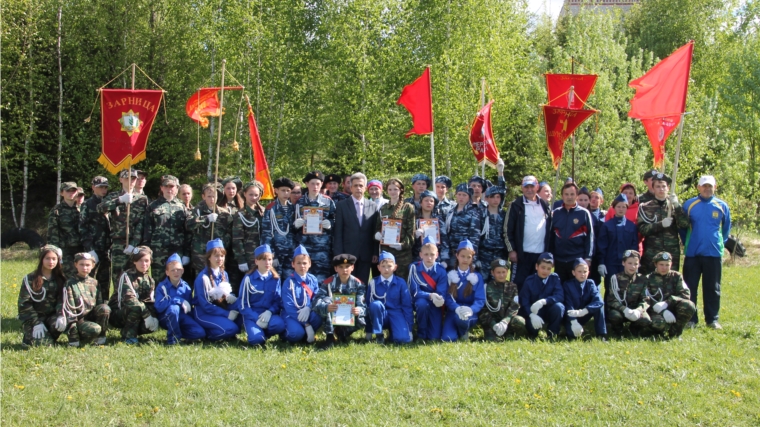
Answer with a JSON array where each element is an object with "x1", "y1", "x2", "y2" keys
[
  {"x1": 376, "y1": 336, "x2": 385, "y2": 345},
  {"x1": 318, "y1": 334, "x2": 337, "y2": 350}
]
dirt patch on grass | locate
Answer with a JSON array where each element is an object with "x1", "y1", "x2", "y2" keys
[{"x1": 1, "y1": 244, "x2": 38, "y2": 262}]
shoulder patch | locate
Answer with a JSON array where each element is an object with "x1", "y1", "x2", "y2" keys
[
  {"x1": 265, "y1": 201, "x2": 276, "y2": 209},
  {"x1": 324, "y1": 276, "x2": 335, "y2": 284}
]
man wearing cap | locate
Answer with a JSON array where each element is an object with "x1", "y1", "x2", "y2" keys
[
  {"x1": 468, "y1": 159, "x2": 505, "y2": 214},
  {"x1": 294, "y1": 171, "x2": 336, "y2": 282},
  {"x1": 637, "y1": 172, "x2": 689, "y2": 274},
  {"x1": 367, "y1": 180, "x2": 388, "y2": 209},
  {"x1": 334, "y1": 172, "x2": 380, "y2": 284},
  {"x1": 549, "y1": 182, "x2": 595, "y2": 283},
  {"x1": 134, "y1": 169, "x2": 149, "y2": 203},
  {"x1": 644, "y1": 251, "x2": 696, "y2": 338},
  {"x1": 98, "y1": 168, "x2": 150, "y2": 288},
  {"x1": 589, "y1": 188, "x2": 606, "y2": 222},
  {"x1": 405, "y1": 173, "x2": 431, "y2": 211},
  {"x1": 48, "y1": 181, "x2": 84, "y2": 278},
  {"x1": 144, "y1": 175, "x2": 192, "y2": 283},
  {"x1": 434, "y1": 176, "x2": 455, "y2": 216},
  {"x1": 323, "y1": 173, "x2": 347, "y2": 203},
  {"x1": 638, "y1": 169, "x2": 659, "y2": 204},
  {"x1": 504, "y1": 175, "x2": 552, "y2": 289},
  {"x1": 479, "y1": 185, "x2": 508, "y2": 283},
  {"x1": 79, "y1": 176, "x2": 112, "y2": 297},
  {"x1": 313, "y1": 254, "x2": 366, "y2": 348},
  {"x1": 682, "y1": 175, "x2": 731, "y2": 329},
  {"x1": 262, "y1": 177, "x2": 297, "y2": 278}
]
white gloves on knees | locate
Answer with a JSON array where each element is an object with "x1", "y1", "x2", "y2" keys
[
  {"x1": 297, "y1": 306, "x2": 311, "y2": 323},
  {"x1": 304, "y1": 325, "x2": 315, "y2": 343},
  {"x1": 529, "y1": 313, "x2": 544, "y2": 330},
  {"x1": 228, "y1": 310, "x2": 239, "y2": 321},
  {"x1": 455, "y1": 306, "x2": 473, "y2": 321},
  {"x1": 32, "y1": 323, "x2": 47, "y2": 339},
  {"x1": 623, "y1": 307, "x2": 640, "y2": 321},
  {"x1": 652, "y1": 301, "x2": 668, "y2": 314},
  {"x1": 181, "y1": 300, "x2": 192, "y2": 314},
  {"x1": 430, "y1": 293, "x2": 445, "y2": 307},
  {"x1": 493, "y1": 320, "x2": 509, "y2": 337},
  {"x1": 256, "y1": 310, "x2": 272, "y2": 329},
  {"x1": 55, "y1": 316, "x2": 67, "y2": 332},
  {"x1": 570, "y1": 319, "x2": 583, "y2": 337},
  {"x1": 530, "y1": 299, "x2": 546, "y2": 314},
  {"x1": 662, "y1": 310, "x2": 676, "y2": 324},
  {"x1": 566, "y1": 308, "x2": 589, "y2": 318},
  {"x1": 144, "y1": 316, "x2": 159, "y2": 331}
]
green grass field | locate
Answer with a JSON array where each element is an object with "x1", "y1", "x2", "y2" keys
[{"x1": 2, "y1": 249, "x2": 759, "y2": 426}]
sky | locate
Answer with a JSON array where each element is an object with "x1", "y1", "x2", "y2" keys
[{"x1": 527, "y1": 0, "x2": 565, "y2": 21}]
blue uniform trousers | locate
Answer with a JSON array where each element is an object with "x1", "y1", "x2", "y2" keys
[
  {"x1": 159, "y1": 305, "x2": 206, "y2": 344},
  {"x1": 414, "y1": 298, "x2": 443, "y2": 340},
  {"x1": 441, "y1": 312, "x2": 478, "y2": 342},
  {"x1": 240, "y1": 308, "x2": 286, "y2": 345},
  {"x1": 525, "y1": 303, "x2": 565, "y2": 338},
  {"x1": 191, "y1": 308, "x2": 241, "y2": 341},
  {"x1": 282, "y1": 312, "x2": 322, "y2": 343},
  {"x1": 368, "y1": 301, "x2": 412, "y2": 343}
]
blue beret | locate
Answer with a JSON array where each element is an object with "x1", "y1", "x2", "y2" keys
[
  {"x1": 538, "y1": 252, "x2": 554, "y2": 264},
  {"x1": 206, "y1": 238, "x2": 224, "y2": 252},
  {"x1": 435, "y1": 176, "x2": 452, "y2": 188},
  {"x1": 411, "y1": 173, "x2": 431, "y2": 187},
  {"x1": 422, "y1": 236, "x2": 436, "y2": 246},
  {"x1": 457, "y1": 240, "x2": 475, "y2": 252},
  {"x1": 468, "y1": 175, "x2": 486, "y2": 187},
  {"x1": 573, "y1": 258, "x2": 588, "y2": 269},
  {"x1": 166, "y1": 253, "x2": 182, "y2": 266},
  {"x1": 254, "y1": 244, "x2": 272, "y2": 258},
  {"x1": 419, "y1": 190, "x2": 438, "y2": 203},
  {"x1": 293, "y1": 245, "x2": 310, "y2": 258},
  {"x1": 484, "y1": 185, "x2": 506, "y2": 198},
  {"x1": 455, "y1": 183, "x2": 472, "y2": 198},
  {"x1": 378, "y1": 251, "x2": 395, "y2": 263}
]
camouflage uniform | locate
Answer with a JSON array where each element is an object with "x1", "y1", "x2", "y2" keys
[
  {"x1": 47, "y1": 199, "x2": 82, "y2": 278},
  {"x1": 605, "y1": 271, "x2": 651, "y2": 334},
  {"x1": 479, "y1": 208, "x2": 508, "y2": 283},
  {"x1": 58, "y1": 274, "x2": 110, "y2": 344},
  {"x1": 261, "y1": 199, "x2": 296, "y2": 278},
  {"x1": 18, "y1": 273, "x2": 64, "y2": 346},
  {"x1": 637, "y1": 195, "x2": 688, "y2": 274},
  {"x1": 108, "y1": 269, "x2": 157, "y2": 339},
  {"x1": 445, "y1": 205, "x2": 481, "y2": 268},
  {"x1": 644, "y1": 267, "x2": 696, "y2": 337},
  {"x1": 186, "y1": 201, "x2": 233, "y2": 275},
  {"x1": 232, "y1": 204, "x2": 264, "y2": 269},
  {"x1": 313, "y1": 274, "x2": 367, "y2": 340},
  {"x1": 80, "y1": 193, "x2": 112, "y2": 298},
  {"x1": 376, "y1": 201, "x2": 416, "y2": 277},
  {"x1": 97, "y1": 190, "x2": 150, "y2": 287},
  {"x1": 144, "y1": 195, "x2": 191, "y2": 282},
  {"x1": 411, "y1": 211, "x2": 449, "y2": 263},
  {"x1": 478, "y1": 279, "x2": 526, "y2": 340},
  {"x1": 295, "y1": 194, "x2": 337, "y2": 282}
]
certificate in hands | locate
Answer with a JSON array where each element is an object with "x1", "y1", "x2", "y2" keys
[
  {"x1": 302, "y1": 207, "x2": 325, "y2": 235},
  {"x1": 331, "y1": 294, "x2": 356, "y2": 326},
  {"x1": 417, "y1": 218, "x2": 440, "y2": 244},
  {"x1": 381, "y1": 219, "x2": 402, "y2": 246}
]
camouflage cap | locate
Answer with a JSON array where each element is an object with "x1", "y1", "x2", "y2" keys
[
  {"x1": 652, "y1": 172, "x2": 672, "y2": 185},
  {"x1": 74, "y1": 252, "x2": 95, "y2": 262},
  {"x1": 91, "y1": 176, "x2": 109, "y2": 187},
  {"x1": 490, "y1": 258, "x2": 509, "y2": 271},
  {"x1": 161, "y1": 175, "x2": 179, "y2": 186},
  {"x1": 653, "y1": 251, "x2": 673, "y2": 263},
  {"x1": 40, "y1": 244, "x2": 62, "y2": 258},
  {"x1": 135, "y1": 169, "x2": 148, "y2": 177},
  {"x1": 119, "y1": 168, "x2": 138, "y2": 178},
  {"x1": 202, "y1": 182, "x2": 223, "y2": 193},
  {"x1": 622, "y1": 249, "x2": 641, "y2": 260},
  {"x1": 76, "y1": 187, "x2": 85, "y2": 196},
  {"x1": 61, "y1": 182, "x2": 78, "y2": 192}
]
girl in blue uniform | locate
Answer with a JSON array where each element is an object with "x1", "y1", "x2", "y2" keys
[
  {"x1": 281, "y1": 245, "x2": 322, "y2": 344},
  {"x1": 233, "y1": 244, "x2": 286, "y2": 346},
  {"x1": 192, "y1": 239, "x2": 241, "y2": 341},
  {"x1": 442, "y1": 241, "x2": 485, "y2": 342},
  {"x1": 366, "y1": 251, "x2": 414, "y2": 344},
  {"x1": 407, "y1": 237, "x2": 447, "y2": 341},
  {"x1": 155, "y1": 254, "x2": 206, "y2": 345}
]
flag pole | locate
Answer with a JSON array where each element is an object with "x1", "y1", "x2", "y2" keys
[
  {"x1": 670, "y1": 113, "x2": 686, "y2": 194},
  {"x1": 211, "y1": 59, "x2": 227, "y2": 239},
  {"x1": 430, "y1": 133, "x2": 436, "y2": 179},
  {"x1": 245, "y1": 94, "x2": 255, "y2": 181},
  {"x1": 429, "y1": 66, "x2": 436, "y2": 179},
  {"x1": 125, "y1": 63, "x2": 136, "y2": 246},
  {"x1": 480, "y1": 77, "x2": 486, "y2": 177},
  {"x1": 570, "y1": 58, "x2": 576, "y2": 182}
]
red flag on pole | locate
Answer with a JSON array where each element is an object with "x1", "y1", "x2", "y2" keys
[
  {"x1": 185, "y1": 87, "x2": 244, "y2": 128},
  {"x1": 98, "y1": 89, "x2": 164, "y2": 174},
  {"x1": 247, "y1": 103, "x2": 275, "y2": 200},
  {"x1": 469, "y1": 101, "x2": 500, "y2": 167},
  {"x1": 545, "y1": 74, "x2": 597, "y2": 109},
  {"x1": 397, "y1": 67, "x2": 433, "y2": 137},
  {"x1": 641, "y1": 115, "x2": 681, "y2": 169},
  {"x1": 628, "y1": 41, "x2": 693, "y2": 119},
  {"x1": 543, "y1": 106, "x2": 597, "y2": 169}
]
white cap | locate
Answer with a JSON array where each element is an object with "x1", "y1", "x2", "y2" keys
[
  {"x1": 698, "y1": 175, "x2": 716, "y2": 187},
  {"x1": 522, "y1": 175, "x2": 538, "y2": 187}
]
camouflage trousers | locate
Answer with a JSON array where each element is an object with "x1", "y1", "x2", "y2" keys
[
  {"x1": 647, "y1": 299, "x2": 696, "y2": 337},
  {"x1": 66, "y1": 305, "x2": 111, "y2": 344},
  {"x1": 606, "y1": 308, "x2": 652, "y2": 334},
  {"x1": 109, "y1": 303, "x2": 155, "y2": 339},
  {"x1": 110, "y1": 243, "x2": 131, "y2": 290},
  {"x1": 22, "y1": 316, "x2": 62, "y2": 347},
  {"x1": 640, "y1": 248, "x2": 680, "y2": 275},
  {"x1": 479, "y1": 313, "x2": 527, "y2": 340},
  {"x1": 191, "y1": 252, "x2": 207, "y2": 277},
  {"x1": 89, "y1": 250, "x2": 112, "y2": 300},
  {"x1": 62, "y1": 246, "x2": 84, "y2": 279},
  {"x1": 151, "y1": 250, "x2": 171, "y2": 284}
]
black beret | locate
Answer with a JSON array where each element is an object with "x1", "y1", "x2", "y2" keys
[
  {"x1": 324, "y1": 174, "x2": 342, "y2": 184},
  {"x1": 303, "y1": 171, "x2": 325, "y2": 183},
  {"x1": 273, "y1": 177, "x2": 295, "y2": 189},
  {"x1": 332, "y1": 253, "x2": 357, "y2": 266}
]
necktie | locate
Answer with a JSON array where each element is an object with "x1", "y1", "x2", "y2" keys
[
  {"x1": 356, "y1": 200, "x2": 363, "y2": 226},
  {"x1": 301, "y1": 281, "x2": 313, "y2": 299}
]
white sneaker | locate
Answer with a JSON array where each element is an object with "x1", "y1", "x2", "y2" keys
[{"x1": 707, "y1": 322, "x2": 723, "y2": 330}]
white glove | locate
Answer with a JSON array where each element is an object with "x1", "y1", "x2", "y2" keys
[
  {"x1": 623, "y1": 307, "x2": 640, "y2": 321},
  {"x1": 293, "y1": 218, "x2": 305, "y2": 228},
  {"x1": 652, "y1": 301, "x2": 668, "y2": 314},
  {"x1": 409, "y1": 331, "x2": 414, "y2": 341},
  {"x1": 447, "y1": 270, "x2": 460, "y2": 284},
  {"x1": 256, "y1": 310, "x2": 272, "y2": 329},
  {"x1": 123, "y1": 245, "x2": 137, "y2": 255},
  {"x1": 476, "y1": 261, "x2": 482, "y2": 270},
  {"x1": 493, "y1": 320, "x2": 508, "y2": 337},
  {"x1": 55, "y1": 316, "x2": 67, "y2": 332},
  {"x1": 88, "y1": 251, "x2": 100, "y2": 264},
  {"x1": 305, "y1": 324, "x2": 315, "y2": 343},
  {"x1": 238, "y1": 263, "x2": 249, "y2": 273},
  {"x1": 389, "y1": 243, "x2": 402, "y2": 251},
  {"x1": 570, "y1": 319, "x2": 583, "y2": 337},
  {"x1": 207, "y1": 213, "x2": 218, "y2": 223},
  {"x1": 374, "y1": 232, "x2": 383, "y2": 241},
  {"x1": 228, "y1": 310, "x2": 239, "y2": 321},
  {"x1": 529, "y1": 313, "x2": 544, "y2": 330},
  {"x1": 566, "y1": 309, "x2": 582, "y2": 318},
  {"x1": 144, "y1": 316, "x2": 159, "y2": 331},
  {"x1": 662, "y1": 310, "x2": 676, "y2": 324},
  {"x1": 297, "y1": 306, "x2": 311, "y2": 323},
  {"x1": 182, "y1": 256, "x2": 190, "y2": 266},
  {"x1": 430, "y1": 293, "x2": 445, "y2": 307},
  {"x1": 496, "y1": 158, "x2": 505, "y2": 173},
  {"x1": 181, "y1": 300, "x2": 191, "y2": 314},
  {"x1": 530, "y1": 299, "x2": 546, "y2": 314},
  {"x1": 272, "y1": 259, "x2": 280, "y2": 268},
  {"x1": 661, "y1": 217, "x2": 673, "y2": 228},
  {"x1": 32, "y1": 323, "x2": 47, "y2": 339},
  {"x1": 320, "y1": 219, "x2": 331, "y2": 230},
  {"x1": 415, "y1": 229, "x2": 424, "y2": 238},
  {"x1": 118, "y1": 193, "x2": 133, "y2": 204},
  {"x1": 467, "y1": 273, "x2": 478, "y2": 285},
  {"x1": 455, "y1": 306, "x2": 473, "y2": 321},
  {"x1": 514, "y1": 296, "x2": 519, "y2": 304},
  {"x1": 577, "y1": 308, "x2": 589, "y2": 317},
  {"x1": 225, "y1": 294, "x2": 238, "y2": 304},
  {"x1": 598, "y1": 264, "x2": 607, "y2": 276},
  {"x1": 439, "y1": 261, "x2": 447, "y2": 269}
]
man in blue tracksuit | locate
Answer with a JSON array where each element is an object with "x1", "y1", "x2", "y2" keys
[
  {"x1": 549, "y1": 182, "x2": 595, "y2": 283},
  {"x1": 562, "y1": 259, "x2": 606, "y2": 340},
  {"x1": 519, "y1": 252, "x2": 565, "y2": 339},
  {"x1": 681, "y1": 175, "x2": 731, "y2": 330}
]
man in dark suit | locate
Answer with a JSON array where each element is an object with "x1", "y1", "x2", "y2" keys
[{"x1": 334, "y1": 172, "x2": 379, "y2": 284}]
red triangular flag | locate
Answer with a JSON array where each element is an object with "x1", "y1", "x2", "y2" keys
[
  {"x1": 545, "y1": 74, "x2": 597, "y2": 109},
  {"x1": 247, "y1": 103, "x2": 275, "y2": 200},
  {"x1": 185, "y1": 87, "x2": 243, "y2": 128},
  {"x1": 543, "y1": 106, "x2": 597, "y2": 169},
  {"x1": 629, "y1": 41, "x2": 693, "y2": 119},
  {"x1": 469, "y1": 101, "x2": 499, "y2": 166},
  {"x1": 397, "y1": 68, "x2": 433, "y2": 137},
  {"x1": 641, "y1": 115, "x2": 681, "y2": 169}
]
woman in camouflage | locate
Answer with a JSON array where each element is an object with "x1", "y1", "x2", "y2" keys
[{"x1": 18, "y1": 245, "x2": 67, "y2": 347}]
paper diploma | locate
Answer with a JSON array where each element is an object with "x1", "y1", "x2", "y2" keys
[
  {"x1": 382, "y1": 219, "x2": 402, "y2": 245},
  {"x1": 303, "y1": 207, "x2": 324, "y2": 235},
  {"x1": 331, "y1": 294, "x2": 356, "y2": 326},
  {"x1": 417, "y1": 218, "x2": 440, "y2": 244}
]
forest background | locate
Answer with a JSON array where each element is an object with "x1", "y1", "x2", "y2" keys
[{"x1": 1, "y1": 0, "x2": 759, "y2": 236}]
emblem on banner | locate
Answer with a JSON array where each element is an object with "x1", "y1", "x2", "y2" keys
[{"x1": 118, "y1": 110, "x2": 142, "y2": 136}]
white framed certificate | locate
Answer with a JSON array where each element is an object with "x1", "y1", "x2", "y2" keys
[
  {"x1": 381, "y1": 219, "x2": 402, "y2": 246},
  {"x1": 303, "y1": 207, "x2": 324, "y2": 235},
  {"x1": 417, "y1": 218, "x2": 440, "y2": 244},
  {"x1": 331, "y1": 294, "x2": 356, "y2": 326}
]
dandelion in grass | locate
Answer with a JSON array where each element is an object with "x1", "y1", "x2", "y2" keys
[
  {"x1": 731, "y1": 390, "x2": 742, "y2": 398},
  {"x1": 14, "y1": 384, "x2": 25, "y2": 390}
]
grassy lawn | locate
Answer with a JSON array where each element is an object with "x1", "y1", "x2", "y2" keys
[{"x1": 2, "y1": 247, "x2": 759, "y2": 426}]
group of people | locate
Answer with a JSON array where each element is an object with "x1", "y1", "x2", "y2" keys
[{"x1": 18, "y1": 163, "x2": 730, "y2": 347}]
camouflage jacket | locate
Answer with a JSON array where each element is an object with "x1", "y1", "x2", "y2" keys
[
  {"x1": 143, "y1": 196, "x2": 191, "y2": 258},
  {"x1": 187, "y1": 201, "x2": 233, "y2": 255},
  {"x1": 47, "y1": 202, "x2": 81, "y2": 248},
  {"x1": 644, "y1": 270, "x2": 691, "y2": 307},
  {"x1": 637, "y1": 197, "x2": 689, "y2": 253},
  {"x1": 18, "y1": 273, "x2": 64, "y2": 325},
  {"x1": 376, "y1": 201, "x2": 416, "y2": 265},
  {"x1": 313, "y1": 274, "x2": 366, "y2": 319},
  {"x1": 605, "y1": 271, "x2": 648, "y2": 312},
  {"x1": 482, "y1": 280, "x2": 520, "y2": 326},
  {"x1": 97, "y1": 190, "x2": 149, "y2": 247},
  {"x1": 58, "y1": 274, "x2": 103, "y2": 320},
  {"x1": 108, "y1": 269, "x2": 156, "y2": 319},
  {"x1": 80, "y1": 195, "x2": 111, "y2": 252},
  {"x1": 232, "y1": 204, "x2": 264, "y2": 266}
]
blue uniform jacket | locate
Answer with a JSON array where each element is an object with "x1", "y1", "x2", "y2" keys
[
  {"x1": 518, "y1": 273, "x2": 564, "y2": 318},
  {"x1": 682, "y1": 195, "x2": 731, "y2": 258},
  {"x1": 154, "y1": 277, "x2": 193, "y2": 314},
  {"x1": 444, "y1": 269, "x2": 486, "y2": 315},
  {"x1": 562, "y1": 277, "x2": 603, "y2": 314},
  {"x1": 261, "y1": 199, "x2": 296, "y2": 258},
  {"x1": 596, "y1": 216, "x2": 638, "y2": 267},
  {"x1": 281, "y1": 272, "x2": 320, "y2": 319},
  {"x1": 407, "y1": 261, "x2": 448, "y2": 301},
  {"x1": 445, "y1": 205, "x2": 481, "y2": 261},
  {"x1": 192, "y1": 268, "x2": 231, "y2": 317},
  {"x1": 232, "y1": 270, "x2": 281, "y2": 313},
  {"x1": 549, "y1": 204, "x2": 595, "y2": 262},
  {"x1": 368, "y1": 275, "x2": 414, "y2": 327}
]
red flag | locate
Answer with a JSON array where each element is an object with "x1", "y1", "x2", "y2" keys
[
  {"x1": 641, "y1": 115, "x2": 681, "y2": 169},
  {"x1": 545, "y1": 74, "x2": 597, "y2": 109},
  {"x1": 543, "y1": 106, "x2": 597, "y2": 169},
  {"x1": 247, "y1": 103, "x2": 275, "y2": 200},
  {"x1": 469, "y1": 101, "x2": 500, "y2": 166},
  {"x1": 185, "y1": 87, "x2": 244, "y2": 128},
  {"x1": 98, "y1": 89, "x2": 163, "y2": 174},
  {"x1": 397, "y1": 67, "x2": 433, "y2": 137},
  {"x1": 629, "y1": 41, "x2": 693, "y2": 119}
]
